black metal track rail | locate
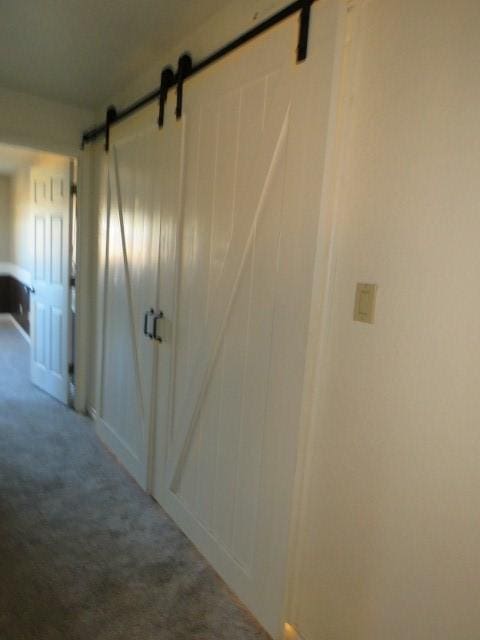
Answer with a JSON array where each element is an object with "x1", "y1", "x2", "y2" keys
[{"x1": 81, "y1": 0, "x2": 315, "y2": 150}]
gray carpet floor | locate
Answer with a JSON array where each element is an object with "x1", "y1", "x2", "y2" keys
[{"x1": 0, "y1": 321, "x2": 269, "y2": 640}]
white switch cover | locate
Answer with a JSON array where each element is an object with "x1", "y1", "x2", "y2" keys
[{"x1": 354, "y1": 283, "x2": 377, "y2": 324}]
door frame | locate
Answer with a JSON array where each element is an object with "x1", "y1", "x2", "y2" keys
[{"x1": 0, "y1": 131, "x2": 92, "y2": 413}]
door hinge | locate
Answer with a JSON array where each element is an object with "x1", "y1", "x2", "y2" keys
[
  {"x1": 70, "y1": 183, "x2": 77, "y2": 196},
  {"x1": 68, "y1": 363, "x2": 75, "y2": 376},
  {"x1": 70, "y1": 276, "x2": 76, "y2": 287}
]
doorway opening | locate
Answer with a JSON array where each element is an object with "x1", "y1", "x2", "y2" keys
[{"x1": 0, "y1": 141, "x2": 77, "y2": 406}]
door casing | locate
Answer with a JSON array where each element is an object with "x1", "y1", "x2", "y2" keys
[{"x1": 0, "y1": 133, "x2": 93, "y2": 414}]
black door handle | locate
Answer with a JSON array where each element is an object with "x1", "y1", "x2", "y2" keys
[
  {"x1": 144, "y1": 309, "x2": 154, "y2": 338},
  {"x1": 153, "y1": 311, "x2": 164, "y2": 343}
]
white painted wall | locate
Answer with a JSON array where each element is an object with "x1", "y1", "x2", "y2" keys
[
  {"x1": 9, "y1": 168, "x2": 32, "y2": 278},
  {"x1": 0, "y1": 85, "x2": 93, "y2": 155},
  {"x1": 291, "y1": 0, "x2": 480, "y2": 638},
  {"x1": 0, "y1": 175, "x2": 11, "y2": 262}
]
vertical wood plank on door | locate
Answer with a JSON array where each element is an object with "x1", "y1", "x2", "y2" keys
[
  {"x1": 216, "y1": 249, "x2": 254, "y2": 559},
  {"x1": 173, "y1": 109, "x2": 201, "y2": 444},
  {"x1": 188, "y1": 104, "x2": 218, "y2": 376},
  {"x1": 207, "y1": 89, "x2": 240, "y2": 305},
  {"x1": 181, "y1": 107, "x2": 210, "y2": 501}
]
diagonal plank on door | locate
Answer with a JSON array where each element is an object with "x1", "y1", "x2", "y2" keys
[
  {"x1": 168, "y1": 89, "x2": 292, "y2": 491},
  {"x1": 111, "y1": 149, "x2": 148, "y2": 448}
]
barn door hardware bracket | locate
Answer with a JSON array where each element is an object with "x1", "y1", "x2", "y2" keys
[
  {"x1": 81, "y1": 0, "x2": 318, "y2": 148},
  {"x1": 105, "y1": 105, "x2": 118, "y2": 152},
  {"x1": 175, "y1": 54, "x2": 193, "y2": 121},
  {"x1": 297, "y1": 0, "x2": 312, "y2": 62},
  {"x1": 158, "y1": 66, "x2": 176, "y2": 128},
  {"x1": 153, "y1": 311, "x2": 164, "y2": 343}
]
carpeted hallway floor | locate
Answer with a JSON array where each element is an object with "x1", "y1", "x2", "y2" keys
[{"x1": 0, "y1": 321, "x2": 269, "y2": 640}]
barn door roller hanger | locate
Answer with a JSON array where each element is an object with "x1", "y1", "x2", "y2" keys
[{"x1": 81, "y1": 0, "x2": 315, "y2": 151}]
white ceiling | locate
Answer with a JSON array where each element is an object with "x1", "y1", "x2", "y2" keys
[
  {"x1": 0, "y1": 143, "x2": 59, "y2": 175},
  {"x1": 0, "y1": 0, "x2": 227, "y2": 110}
]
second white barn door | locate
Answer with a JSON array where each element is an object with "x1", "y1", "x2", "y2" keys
[{"x1": 151, "y1": 13, "x2": 329, "y2": 638}]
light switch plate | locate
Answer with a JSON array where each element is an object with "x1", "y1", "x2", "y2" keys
[{"x1": 353, "y1": 283, "x2": 377, "y2": 324}]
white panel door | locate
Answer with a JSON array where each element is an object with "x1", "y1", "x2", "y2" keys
[
  {"x1": 31, "y1": 163, "x2": 72, "y2": 404},
  {"x1": 152, "y1": 13, "x2": 327, "y2": 637},
  {"x1": 95, "y1": 107, "x2": 183, "y2": 490}
]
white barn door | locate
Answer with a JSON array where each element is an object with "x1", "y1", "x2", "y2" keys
[
  {"x1": 95, "y1": 108, "x2": 183, "y2": 490},
  {"x1": 31, "y1": 162, "x2": 73, "y2": 404},
  {"x1": 152, "y1": 13, "x2": 328, "y2": 637}
]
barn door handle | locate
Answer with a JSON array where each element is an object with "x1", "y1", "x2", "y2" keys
[
  {"x1": 153, "y1": 311, "x2": 164, "y2": 343},
  {"x1": 144, "y1": 308, "x2": 155, "y2": 338}
]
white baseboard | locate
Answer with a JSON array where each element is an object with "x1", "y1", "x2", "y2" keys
[{"x1": 95, "y1": 416, "x2": 147, "y2": 490}]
